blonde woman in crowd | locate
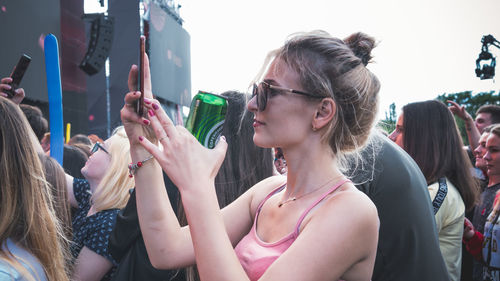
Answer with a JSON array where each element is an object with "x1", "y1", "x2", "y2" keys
[{"x1": 65, "y1": 126, "x2": 135, "y2": 281}]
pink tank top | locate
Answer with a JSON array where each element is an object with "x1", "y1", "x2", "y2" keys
[{"x1": 234, "y1": 179, "x2": 350, "y2": 281}]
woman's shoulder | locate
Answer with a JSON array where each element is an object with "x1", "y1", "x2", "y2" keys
[
  {"x1": 428, "y1": 178, "x2": 465, "y2": 210},
  {"x1": 245, "y1": 175, "x2": 287, "y2": 212},
  {"x1": 316, "y1": 184, "x2": 379, "y2": 227},
  {"x1": 441, "y1": 179, "x2": 465, "y2": 217},
  {"x1": 251, "y1": 175, "x2": 287, "y2": 197},
  {"x1": 299, "y1": 185, "x2": 379, "y2": 260},
  {"x1": 0, "y1": 239, "x2": 47, "y2": 281}
]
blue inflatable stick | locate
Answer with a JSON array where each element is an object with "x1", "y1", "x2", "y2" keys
[{"x1": 44, "y1": 34, "x2": 64, "y2": 165}]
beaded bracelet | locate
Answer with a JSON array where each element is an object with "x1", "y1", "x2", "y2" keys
[{"x1": 128, "y1": 155, "x2": 154, "y2": 178}]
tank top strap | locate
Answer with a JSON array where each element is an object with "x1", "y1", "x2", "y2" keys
[
  {"x1": 256, "y1": 183, "x2": 287, "y2": 215},
  {"x1": 293, "y1": 178, "x2": 351, "y2": 235}
]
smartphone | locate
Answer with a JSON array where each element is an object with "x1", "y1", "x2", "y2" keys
[
  {"x1": 6, "y1": 54, "x2": 31, "y2": 98},
  {"x1": 136, "y1": 36, "x2": 146, "y2": 116}
]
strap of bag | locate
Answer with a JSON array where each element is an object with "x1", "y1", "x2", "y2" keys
[{"x1": 432, "y1": 178, "x2": 448, "y2": 215}]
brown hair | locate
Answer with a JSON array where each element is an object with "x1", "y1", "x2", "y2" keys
[
  {"x1": 39, "y1": 154, "x2": 73, "y2": 240},
  {"x1": 20, "y1": 104, "x2": 48, "y2": 142},
  {"x1": 484, "y1": 124, "x2": 496, "y2": 134},
  {"x1": 402, "y1": 100, "x2": 479, "y2": 210},
  {"x1": 477, "y1": 105, "x2": 500, "y2": 124},
  {"x1": 490, "y1": 124, "x2": 500, "y2": 138},
  {"x1": 38, "y1": 153, "x2": 73, "y2": 271},
  {"x1": 259, "y1": 30, "x2": 380, "y2": 156},
  {"x1": 180, "y1": 91, "x2": 274, "y2": 281},
  {"x1": 0, "y1": 97, "x2": 69, "y2": 280}
]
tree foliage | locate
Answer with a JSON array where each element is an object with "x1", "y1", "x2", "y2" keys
[
  {"x1": 378, "y1": 102, "x2": 397, "y2": 134},
  {"x1": 377, "y1": 91, "x2": 500, "y2": 142}
]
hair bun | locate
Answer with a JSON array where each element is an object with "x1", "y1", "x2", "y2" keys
[{"x1": 344, "y1": 32, "x2": 376, "y2": 66}]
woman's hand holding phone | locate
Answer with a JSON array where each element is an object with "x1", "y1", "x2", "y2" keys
[
  {"x1": 121, "y1": 51, "x2": 155, "y2": 146},
  {"x1": 0, "y1": 77, "x2": 25, "y2": 104},
  {"x1": 136, "y1": 36, "x2": 146, "y2": 116}
]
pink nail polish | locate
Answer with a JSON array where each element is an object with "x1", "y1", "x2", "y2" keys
[
  {"x1": 144, "y1": 98, "x2": 152, "y2": 104},
  {"x1": 152, "y1": 103, "x2": 159, "y2": 110},
  {"x1": 143, "y1": 119, "x2": 150, "y2": 125},
  {"x1": 139, "y1": 136, "x2": 144, "y2": 141},
  {"x1": 148, "y1": 109, "x2": 155, "y2": 116}
]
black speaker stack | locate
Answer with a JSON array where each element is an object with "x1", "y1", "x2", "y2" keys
[{"x1": 80, "y1": 13, "x2": 114, "y2": 75}]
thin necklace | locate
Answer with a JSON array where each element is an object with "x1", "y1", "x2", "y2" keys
[{"x1": 278, "y1": 175, "x2": 344, "y2": 208}]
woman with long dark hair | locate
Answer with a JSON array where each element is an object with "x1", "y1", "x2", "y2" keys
[{"x1": 389, "y1": 99, "x2": 479, "y2": 281}]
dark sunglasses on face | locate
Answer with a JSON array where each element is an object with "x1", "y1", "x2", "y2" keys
[
  {"x1": 91, "y1": 142, "x2": 109, "y2": 155},
  {"x1": 251, "y1": 81, "x2": 323, "y2": 111}
]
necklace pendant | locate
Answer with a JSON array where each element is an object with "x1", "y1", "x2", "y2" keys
[{"x1": 278, "y1": 197, "x2": 297, "y2": 208}]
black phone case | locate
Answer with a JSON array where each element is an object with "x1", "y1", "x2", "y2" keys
[{"x1": 7, "y1": 54, "x2": 31, "y2": 98}]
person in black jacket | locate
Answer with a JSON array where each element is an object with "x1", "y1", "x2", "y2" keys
[{"x1": 349, "y1": 131, "x2": 451, "y2": 281}]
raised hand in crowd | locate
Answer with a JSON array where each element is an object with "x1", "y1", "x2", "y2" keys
[
  {"x1": 447, "y1": 100, "x2": 481, "y2": 151},
  {"x1": 0, "y1": 77, "x2": 25, "y2": 104},
  {"x1": 120, "y1": 54, "x2": 156, "y2": 147}
]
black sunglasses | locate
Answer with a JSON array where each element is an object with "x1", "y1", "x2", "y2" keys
[
  {"x1": 91, "y1": 142, "x2": 109, "y2": 155},
  {"x1": 252, "y1": 81, "x2": 323, "y2": 111}
]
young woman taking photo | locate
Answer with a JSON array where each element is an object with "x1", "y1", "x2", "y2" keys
[{"x1": 121, "y1": 30, "x2": 381, "y2": 281}]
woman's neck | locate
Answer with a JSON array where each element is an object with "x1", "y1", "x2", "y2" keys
[
  {"x1": 85, "y1": 177, "x2": 100, "y2": 195},
  {"x1": 489, "y1": 174, "x2": 500, "y2": 187},
  {"x1": 282, "y1": 144, "x2": 343, "y2": 195}
]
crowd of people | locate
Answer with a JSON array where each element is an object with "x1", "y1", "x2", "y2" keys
[{"x1": 1, "y1": 29, "x2": 499, "y2": 281}]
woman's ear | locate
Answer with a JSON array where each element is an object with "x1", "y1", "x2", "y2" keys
[{"x1": 312, "y1": 98, "x2": 336, "y2": 131}]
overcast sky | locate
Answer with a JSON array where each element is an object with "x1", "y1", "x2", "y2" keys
[
  {"x1": 86, "y1": 0, "x2": 500, "y2": 119},
  {"x1": 178, "y1": 0, "x2": 500, "y2": 119}
]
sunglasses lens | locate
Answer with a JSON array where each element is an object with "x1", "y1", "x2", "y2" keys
[
  {"x1": 258, "y1": 83, "x2": 267, "y2": 111},
  {"x1": 252, "y1": 84, "x2": 259, "y2": 106},
  {"x1": 91, "y1": 144, "x2": 98, "y2": 154}
]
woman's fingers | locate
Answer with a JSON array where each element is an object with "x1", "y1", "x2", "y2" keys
[
  {"x1": 11, "y1": 88, "x2": 25, "y2": 104},
  {"x1": 138, "y1": 135, "x2": 164, "y2": 162},
  {"x1": 122, "y1": 91, "x2": 149, "y2": 124},
  {"x1": 0, "y1": 83, "x2": 11, "y2": 93},
  {"x1": 1, "y1": 77, "x2": 12, "y2": 84},
  {"x1": 124, "y1": 90, "x2": 141, "y2": 105},
  {"x1": 127, "y1": 64, "x2": 138, "y2": 92},
  {"x1": 126, "y1": 55, "x2": 152, "y2": 98},
  {"x1": 0, "y1": 83, "x2": 24, "y2": 104},
  {"x1": 143, "y1": 53, "x2": 153, "y2": 99},
  {"x1": 147, "y1": 106, "x2": 171, "y2": 144},
  {"x1": 212, "y1": 135, "x2": 228, "y2": 175},
  {"x1": 148, "y1": 100, "x2": 178, "y2": 139},
  {"x1": 447, "y1": 100, "x2": 459, "y2": 108}
]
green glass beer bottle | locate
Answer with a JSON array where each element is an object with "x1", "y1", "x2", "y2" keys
[{"x1": 185, "y1": 91, "x2": 228, "y2": 148}]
